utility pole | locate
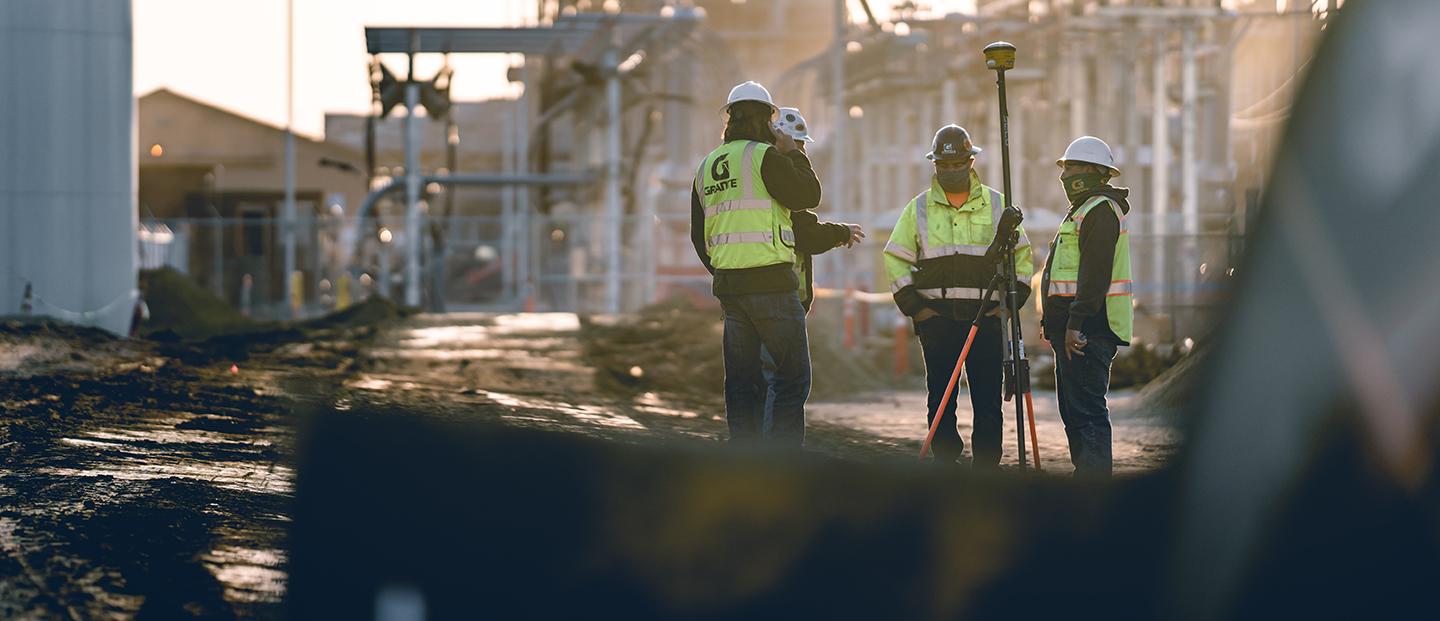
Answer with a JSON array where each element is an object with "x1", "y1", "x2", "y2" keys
[
  {"x1": 404, "y1": 30, "x2": 422, "y2": 307},
  {"x1": 604, "y1": 44, "x2": 623, "y2": 314},
  {"x1": 517, "y1": 62, "x2": 533, "y2": 310},
  {"x1": 1151, "y1": 35, "x2": 1169, "y2": 325},
  {"x1": 829, "y1": 0, "x2": 847, "y2": 292},
  {"x1": 1181, "y1": 25, "x2": 1198, "y2": 316},
  {"x1": 283, "y1": 0, "x2": 297, "y2": 317},
  {"x1": 502, "y1": 104, "x2": 516, "y2": 300}
]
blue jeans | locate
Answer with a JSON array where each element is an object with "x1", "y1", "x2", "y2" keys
[
  {"x1": 917, "y1": 315, "x2": 1005, "y2": 467},
  {"x1": 1053, "y1": 335, "x2": 1119, "y2": 477},
  {"x1": 719, "y1": 291, "x2": 811, "y2": 446},
  {"x1": 757, "y1": 346, "x2": 779, "y2": 435}
]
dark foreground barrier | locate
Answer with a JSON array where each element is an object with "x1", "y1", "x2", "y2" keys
[
  {"x1": 289, "y1": 408, "x2": 1436, "y2": 620},
  {"x1": 290, "y1": 411, "x2": 1178, "y2": 620}
]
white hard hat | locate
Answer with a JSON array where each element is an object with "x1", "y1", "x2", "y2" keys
[
  {"x1": 774, "y1": 107, "x2": 814, "y2": 143},
  {"x1": 724, "y1": 81, "x2": 777, "y2": 113},
  {"x1": 1057, "y1": 136, "x2": 1120, "y2": 176}
]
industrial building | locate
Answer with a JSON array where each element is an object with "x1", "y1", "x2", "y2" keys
[{"x1": 334, "y1": 0, "x2": 1327, "y2": 345}]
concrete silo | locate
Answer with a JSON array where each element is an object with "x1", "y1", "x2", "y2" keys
[{"x1": 1, "y1": 0, "x2": 137, "y2": 335}]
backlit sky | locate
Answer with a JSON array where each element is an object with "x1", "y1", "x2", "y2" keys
[{"x1": 131, "y1": 0, "x2": 980, "y2": 139}]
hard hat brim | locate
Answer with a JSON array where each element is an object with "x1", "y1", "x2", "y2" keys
[
  {"x1": 722, "y1": 100, "x2": 779, "y2": 114},
  {"x1": 926, "y1": 145, "x2": 982, "y2": 161},
  {"x1": 1056, "y1": 158, "x2": 1121, "y2": 176}
]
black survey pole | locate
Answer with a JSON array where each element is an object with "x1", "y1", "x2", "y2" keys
[{"x1": 983, "y1": 41, "x2": 1039, "y2": 471}]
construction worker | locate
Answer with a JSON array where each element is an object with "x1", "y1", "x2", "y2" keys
[
  {"x1": 691, "y1": 82, "x2": 824, "y2": 446},
  {"x1": 883, "y1": 124, "x2": 1033, "y2": 468},
  {"x1": 755, "y1": 107, "x2": 865, "y2": 433},
  {"x1": 772, "y1": 106, "x2": 864, "y2": 312},
  {"x1": 1040, "y1": 136, "x2": 1133, "y2": 477}
]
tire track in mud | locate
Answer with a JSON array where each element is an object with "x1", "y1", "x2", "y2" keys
[
  {"x1": 0, "y1": 327, "x2": 350, "y2": 619},
  {"x1": 1, "y1": 313, "x2": 916, "y2": 619}
]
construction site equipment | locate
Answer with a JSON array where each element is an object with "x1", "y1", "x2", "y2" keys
[
  {"x1": 925, "y1": 124, "x2": 982, "y2": 161},
  {"x1": 988, "y1": 40, "x2": 1040, "y2": 471},
  {"x1": 725, "y1": 80, "x2": 777, "y2": 112},
  {"x1": 1057, "y1": 136, "x2": 1121, "y2": 176},
  {"x1": 775, "y1": 107, "x2": 814, "y2": 143}
]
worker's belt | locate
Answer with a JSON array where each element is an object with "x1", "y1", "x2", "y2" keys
[{"x1": 1047, "y1": 280, "x2": 1133, "y2": 297}]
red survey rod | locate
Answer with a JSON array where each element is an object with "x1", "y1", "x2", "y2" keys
[
  {"x1": 918, "y1": 323, "x2": 980, "y2": 461},
  {"x1": 1024, "y1": 391, "x2": 1042, "y2": 471}
]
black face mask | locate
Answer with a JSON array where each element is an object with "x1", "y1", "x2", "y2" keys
[
  {"x1": 937, "y1": 169, "x2": 970, "y2": 194},
  {"x1": 1060, "y1": 171, "x2": 1107, "y2": 203}
]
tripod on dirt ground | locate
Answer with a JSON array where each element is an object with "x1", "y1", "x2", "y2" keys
[
  {"x1": 916, "y1": 42, "x2": 1042, "y2": 471},
  {"x1": 985, "y1": 40, "x2": 1042, "y2": 472}
]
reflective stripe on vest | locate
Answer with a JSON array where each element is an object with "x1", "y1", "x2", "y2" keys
[
  {"x1": 708, "y1": 230, "x2": 795, "y2": 247},
  {"x1": 916, "y1": 287, "x2": 1001, "y2": 301},
  {"x1": 1047, "y1": 280, "x2": 1133, "y2": 296},
  {"x1": 883, "y1": 240, "x2": 917, "y2": 262},
  {"x1": 704, "y1": 199, "x2": 773, "y2": 218}
]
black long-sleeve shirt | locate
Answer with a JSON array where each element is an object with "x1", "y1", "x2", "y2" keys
[
  {"x1": 1041, "y1": 186, "x2": 1131, "y2": 344},
  {"x1": 690, "y1": 144, "x2": 823, "y2": 295},
  {"x1": 791, "y1": 209, "x2": 852, "y2": 311}
]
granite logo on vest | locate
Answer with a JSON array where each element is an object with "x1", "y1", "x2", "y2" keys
[
  {"x1": 710, "y1": 154, "x2": 731, "y2": 180},
  {"x1": 704, "y1": 178, "x2": 739, "y2": 196}
]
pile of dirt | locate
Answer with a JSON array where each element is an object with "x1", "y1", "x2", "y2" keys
[
  {"x1": 1110, "y1": 343, "x2": 1186, "y2": 390},
  {"x1": 1132, "y1": 339, "x2": 1212, "y2": 415},
  {"x1": 1033, "y1": 340, "x2": 1185, "y2": 391},
  {"x1": 580, "y1": 298, "x2": 894, "y2": 402},
  {"x1": 301, "y1": 294, "x2": 415, "y2": 331},
  {"x1": 139, "y1": 267, "x2": 260, "y2": 341},
  {"x1": 140, "y1": 269, "x2": 413, "y2": 360}
]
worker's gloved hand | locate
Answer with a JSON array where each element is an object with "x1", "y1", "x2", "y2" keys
[
  {"x1": 1064, "y1": 329, "x2": 1088, "y2": 360},
  {"x1": 914, "y1": 308, "x2": 940, "y2": 323},
  {"x1": 843, "y1": 224, "x2": 865, "y2": 248},
  {"x1": 771, "y1": 124, "x2": 799, "y2": 154},
  {"x1": 983, "y1": 206, "x2": 1025, "y2": 263}
]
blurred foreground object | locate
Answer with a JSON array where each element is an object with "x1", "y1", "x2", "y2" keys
[
  {"x1": 0, "y1": 0, "x2": 136, "y2": 335},
  {"x1": 1170, "y1": 0, "x2": 1440, "y2": 618}
]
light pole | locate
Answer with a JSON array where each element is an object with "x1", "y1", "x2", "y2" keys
[{"x1": 283, "y1": 0, "x2": 298, "y2": 317}]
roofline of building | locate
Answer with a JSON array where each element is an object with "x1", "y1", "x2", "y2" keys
[{"x1": 140, "y1": 87, "x2": 331, "y2": 146}]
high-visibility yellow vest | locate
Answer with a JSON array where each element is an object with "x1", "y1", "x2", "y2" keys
[
  {"x1": 695, "y1": 141, "x2": 796, "y2": 270},
  {"x1": 882, "y1": 175, "x2": 1033, "y2": 301},
  {"x1": 1045, "y1": 195, "x2": 1134, "y2": 342}
]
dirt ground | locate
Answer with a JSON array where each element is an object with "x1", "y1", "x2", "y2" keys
[{"x1": 0, "y1": 311, "x2": 1180, "y2": 618}]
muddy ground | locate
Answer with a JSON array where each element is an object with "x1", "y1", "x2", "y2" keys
[{"x1": 0, "y1": 312, "x2": 1180, "y2": 618}]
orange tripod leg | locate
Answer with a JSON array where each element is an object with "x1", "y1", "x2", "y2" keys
[
  {"x1": 1024, "y1": 391, "x2": 1041, "y2": 471},
  {"x1": 918, "y1": 324, "x2": 980, "y2": 462}
]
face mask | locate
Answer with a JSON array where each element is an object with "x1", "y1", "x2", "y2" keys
[
  {"x1": 1061, "y1": 172, "x2": 1106, "y2": 202},
  {"x1": 937, "y1": 169, "x2": 970, "y2": 193}
]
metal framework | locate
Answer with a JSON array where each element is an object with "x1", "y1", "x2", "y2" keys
[{"x1": 359, "y1": 11, "x2": 700, "y2": 311}]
